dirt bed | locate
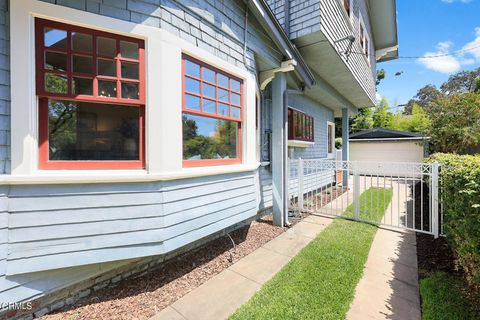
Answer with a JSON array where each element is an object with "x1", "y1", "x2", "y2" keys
[{"x1": 41, "y1": 215, "x2": 287, "y2": 320}]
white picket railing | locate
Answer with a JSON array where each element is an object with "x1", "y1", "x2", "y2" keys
[{"x1": 288, "y1": 158, "x2": 442, "y2": 238}]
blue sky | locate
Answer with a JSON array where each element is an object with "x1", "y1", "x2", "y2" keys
[{"x1": 377, "y1": 0, "x2": 480, "y2": 112}]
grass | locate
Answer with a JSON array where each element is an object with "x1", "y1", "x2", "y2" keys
[
  {"x1": 343, "y1": 187, "x2": 393, "y2": 223},
  {"x1": 419, "y1": 272, "x2": 475, "y2": 320},
  {"x1": 230, "y1": 188, "x2": 393, "y2": 320}
]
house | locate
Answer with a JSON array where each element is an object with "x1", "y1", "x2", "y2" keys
[
  {"x1": 349, "y1": 128, "x2": 427, "y2": 163},
  {"x1": 0, "y1": 0, "x2": 397, "y2": 317}
]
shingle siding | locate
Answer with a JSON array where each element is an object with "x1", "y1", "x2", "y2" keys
[{"x1": 0, "y1": 0, "x2": 8, "y2": 174}]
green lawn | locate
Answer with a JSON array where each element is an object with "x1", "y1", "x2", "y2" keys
[
  {"x1": 419, "y1": 272, "x2": 475, "y2": 320},
  {"x1": 230, "y1": 188, "x2": 393, "y2": 320},
  {"x1": 343, "y1": 187, "x2": 393, "y2": 223}
]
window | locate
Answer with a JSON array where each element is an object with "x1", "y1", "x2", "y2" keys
[
  {"x1": 182, "y1": 55, "x2": 243, "y2": 167},
  {"x1": 36, "y1": 18, "x2": 145, "y2": 169},
  {"x1": 327, "y1": 122, "x2": 335, "y2": 156},
  {"x1": 288, "y1": 108, "x2": 314, "y2": 142},
  {"x1": 360, "y1": 24, "x2": 365, "y2": 50},
  {"x1": 343, "y1": 0, "x2": 351, "y2": 16}
]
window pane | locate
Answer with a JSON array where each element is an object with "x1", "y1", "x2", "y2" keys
[
  {"x1": 72, "y1": 77, "x2": 93, "y2": 95},
  {"x1": 183, "y1": 113, "x2": 238, "y2": 160},
  {"x1": 98, "y1": 80, "x2": 117, "y2": 97},
  {"x1": 203, "y1": 83, "x2": 215, "y2": 99},
  {"x1": 185, "y1": 77, "x2": 200, "y2": 94},
  {"x1": 120, "y1": 41, "x2": 139, "y2": 60},
  {"x1": 185, "y1": 60, "x2": 200, "y2": 77},
  {"x1": 47, "y1": 100, "x2": 140, "y2": 161},
  {"x1": 203, "y1": 99, "x2": 216, "y2": 114},
  {"x1": 218, "y1": 74, "x2": 228, "y2": 88},
  {"x1": 97, "y1": 59, "x2": 116, "y2": 77},
  {"x1": 231, "y1": 107, "x2": 241, "y2": 119},
  {"x1": 45, "y1": 73, "x2": 67, "y2": 94},
  {"x1": 218, "y1": 103, "x2": 229, "y2": 116},
  {"x1": 202, "y1": 67, "x2": 215, "y2": 83},
  {"x1": 97, "y1": 37, "x2": 116, "y2": 57},
  {"x1": 121, "y1": 62, "x2": 139, "y2": 79},
  {"x1": 230, "y1": 79, "x2": 241, "y2": 92},
  {"x1": 121, "y1": 82, "x2": 139, "y2": 99},
  {"x1": 44, "y1": 28, "x2": 67, "y2": 49},
  {"x1": 218, "y1": 88, "x2": 229, "y2": 102},
  {"x1": 72, "y1": 55, "x2": 93, "y2": 74},
  {"x1": 231, "y1": 93, "x2": 240, "y2": 106},
  {"x1": 45, "y1": 51, "x2": 67, "y2": 71},
  {"x1": 185, "y1": 94, "x2": 200, "y2": 111},
  {"x1": 72, "y1": 32, "x2": 92, "y2": 53}
]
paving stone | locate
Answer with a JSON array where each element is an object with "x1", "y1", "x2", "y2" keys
[
  {"x1": 150, "y1": 306, "x2": 186, "y2": 320},
  {"x1": 228, "y1": 247, "x2": 290, "y2": 284}
]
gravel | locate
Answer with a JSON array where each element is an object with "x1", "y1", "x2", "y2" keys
[{"x1": 41, "y1": 215, "x2": 287, "y2": 320}]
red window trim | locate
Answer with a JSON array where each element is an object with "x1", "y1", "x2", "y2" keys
[
  {"x1": 36, "y1": 18, "x2": 146, "y2": 170},
  {"x1": 343, "y1": 0, "x2": 351, "y2": 16},
  {"x1": 288, "y1": 107, "x2": 314, "y2": 142},
  {"x1": 181, "y1": 54, "x2": 243, "y2": 167}
]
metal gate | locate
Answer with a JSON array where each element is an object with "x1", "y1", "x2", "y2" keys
[{"x1": 288, "y1": 159, "x2": 442, "y2": 238}]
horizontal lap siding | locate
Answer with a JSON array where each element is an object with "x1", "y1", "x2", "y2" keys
[
  {"x1": 6, "y1": 172, "x2": 257, "y2": 275},
  {"x1": 258, "y1": 166, "x2": 273, "y2": 210}
]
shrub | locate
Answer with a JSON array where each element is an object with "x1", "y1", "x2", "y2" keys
[{"x1": 427, "y1": 153, "x2": 480, "y2": 285}]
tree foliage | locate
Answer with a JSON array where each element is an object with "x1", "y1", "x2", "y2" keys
[
  {"x1": 427, "y1": 93, "x2": 480, "y2": 154},
  {"x1": 372, "y1": 97, "x2": 393, "y2": 128},
  {"x1": 388, "y1": 103, "x2": 430, "y2": 133}
]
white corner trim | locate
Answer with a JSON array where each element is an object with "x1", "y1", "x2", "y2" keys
[{"x1": 10, "y1": 0, "x2": 257, "y2": 178}]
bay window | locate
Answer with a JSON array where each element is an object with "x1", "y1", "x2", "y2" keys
[
  {"x1": 288, "y1": 108, "x2": 314, "y2": 142},
  {"x1": 35, "y1": 18, "x2": 145, "y2": 169},
  {"x1": 182, "y1": 55, "x2": 243, "y2": 167}
]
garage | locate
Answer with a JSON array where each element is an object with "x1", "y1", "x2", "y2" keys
[{"x1": 349, "y1": 128, "x2": 428, "y2": 163}]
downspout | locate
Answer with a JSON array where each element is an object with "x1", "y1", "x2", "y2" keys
[{"x1": 243, "y1": 2, "x2": 249, "y2": 67}]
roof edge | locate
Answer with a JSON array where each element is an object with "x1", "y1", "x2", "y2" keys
[{"x1": 249, "y1": 0, "x2": 316, "y2": 88}]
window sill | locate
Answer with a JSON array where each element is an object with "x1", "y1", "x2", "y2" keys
[
  {"x1": 288, "y1": 140, "x2": 315, "y2": 148},
  {"x1": 0, "y1": 163, "x2": 261, "y2": 185}
]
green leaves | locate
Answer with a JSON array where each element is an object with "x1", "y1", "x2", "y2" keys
[{"x1": 426, "y1": 153, "x2": 480, "y2": 285}]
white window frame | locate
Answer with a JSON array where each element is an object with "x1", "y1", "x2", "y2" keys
[
  {"x1": 327, "y1": 121, "x2": 335, "y2": 158},
  {"x1": 8, "y1": 0, "x2": 258, "y2": 183}
]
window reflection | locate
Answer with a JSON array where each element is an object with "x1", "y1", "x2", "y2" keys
[
  {"x1": 183, "y1": 114, "x2": 238, "y2": 160},
  {"x1": 48, "y1": 100, "x2": 140, "y2": 161}
]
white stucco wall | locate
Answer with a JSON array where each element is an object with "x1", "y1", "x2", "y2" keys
[{"x1": 349, "y1": 140, "x2": 425, "y2": 163}]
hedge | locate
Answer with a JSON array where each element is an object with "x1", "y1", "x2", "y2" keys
[{"x1": 427, "y1": 153, "x2": 480, "y2": 285}]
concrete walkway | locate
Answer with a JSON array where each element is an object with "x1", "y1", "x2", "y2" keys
[
  {"x1": 151, "y1": 215, "x2": 333, "y2": 320},
  {"x1": 346, "y1": 228, "x2": 421, "y2": 320}
]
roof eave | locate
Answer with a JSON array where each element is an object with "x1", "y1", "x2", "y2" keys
[{"x1": 249, "y1": 0, "x2": 316, "y2": 88}]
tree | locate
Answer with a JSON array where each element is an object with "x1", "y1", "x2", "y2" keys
[
  {"x1": 440, "y1": 67, "x2": 480, "y2": 95},
  {"x1": 351, "y1": 107, "x2": 374, "y2": 132},
  {"x1": 372, "y1": 97, "x2": 393, "y2": 128},
  {"x1": 376, "y1": 69, "x2": 386, "y2": 86},
  {"x1": 405, "y1": 84, "x2": 442, "y2": 114},
  {"x1": 388, "y1": 103, "x2": 430, "y2": 133},
  {"x1": 427, "y1": 93, "x2": 480, "y2": 153}
]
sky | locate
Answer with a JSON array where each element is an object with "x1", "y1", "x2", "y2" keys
[{"x1": 377, "y1": 0, "x2": 480, "y2": 112}]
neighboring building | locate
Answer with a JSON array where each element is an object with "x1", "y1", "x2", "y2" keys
[
  {"x1": 349, "y1": 128, "x2": 427, "y2": 162},
  {"x1": 0, "y1": 0, "x2": 397, "y2": 317}
]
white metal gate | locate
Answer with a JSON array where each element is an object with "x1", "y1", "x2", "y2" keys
[{"x1": 288, "y1": 159, "x2": 442, "y2": 238}]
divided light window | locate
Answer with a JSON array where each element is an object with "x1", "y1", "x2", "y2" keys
[
  {"x1": 35, "y1": 18, "x2": 145, "y2": 169},
  {"x1": 182, "y1": 55, "x2": 243, "y2": 167},
  {"x1": 288, "y1": 108, "x2": 314, "y2": 142}
]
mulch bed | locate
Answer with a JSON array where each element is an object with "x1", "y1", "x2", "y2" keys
[{"x1": 41, "y1": 215, "x2": 287, "y2": 320}]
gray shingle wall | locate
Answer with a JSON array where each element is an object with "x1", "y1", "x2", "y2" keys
[
  {"x1": 289, "y1": 0, "x2": 320, "y2": 38},
  {"x1": 40, "y1": 0, "x2": 283, "y2": 69},
  {"x1": 266, "y1": 0, "x2": 285, "y2": 27},
  {"x1": 0, "y1": 0, "x2": 9, "y2": 174},
  {"x1": 288, "y1": 94, "x2": 333, "y2": 159}
]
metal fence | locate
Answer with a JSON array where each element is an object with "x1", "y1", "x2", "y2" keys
[{"x1": 288, "y1": 159, "x2": 442, "y2": 238}]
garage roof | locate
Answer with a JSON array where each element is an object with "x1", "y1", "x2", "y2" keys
[{"x1": 350, "y1": 128, "x2": 425, "y2": 141}]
